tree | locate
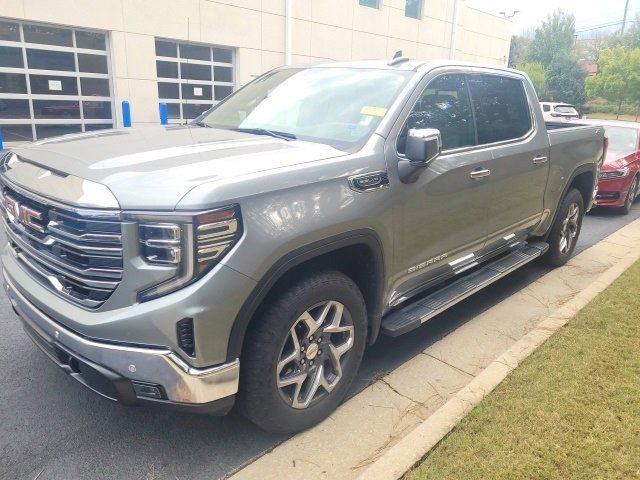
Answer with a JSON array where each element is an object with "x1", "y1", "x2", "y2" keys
[
  {"x1": 518, "y1": 62, "x2": 550, "y2": 100},
  {"x1": 508, "y1": 35, "x2": 532, "y2": 68},
  {"x1": 526, "y1": 10, "x2": 587, "y2": 108},
  {"x1": 605, "y1": 13, "x2": 640, "y2": 50},
  {"x1": 529, "y1": 10, "x2": 576, "y2": 65},
  {"x1": 587, "y1": 46, "x2": 640, "y2": 119}
]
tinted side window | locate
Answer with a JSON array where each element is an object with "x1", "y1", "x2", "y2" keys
[
  {"x1": 543, "y1": 104, "x2": 550, "y2": 112},
  {"x1": 468, "y1": 75, "x2": 532, "y2": 145},
  {"x1": 398, "y1": 74, "x2": 475, "y2": 154}
]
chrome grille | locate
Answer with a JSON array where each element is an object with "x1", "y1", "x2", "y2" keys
[{"x1": 0, "y1": 183, "x2": 122, "y2": 308}]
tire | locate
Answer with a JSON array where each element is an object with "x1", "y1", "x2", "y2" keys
[
  {"x1": 543, "y1": 188, "x2": 584, "y2": 268},
  {"x1": 618, "y1": 175, "x2": 639, "y2": 215},
  {"x1": 238, "y1": 270, "x2": 367, "y2": 433}
]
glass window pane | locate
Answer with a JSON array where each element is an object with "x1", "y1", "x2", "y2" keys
[
  {"x1": 359, "y1": 0, "x2": 379, "y2": 8},
  {"x1": 158, "y1": 82, "x2": 179, "y2": 99},
  {"x1": 0, "y1": 73, "x2": 27, "y2": 93},
  {"x1": 0, "y1": 99, "x2": 30, "y2": 118},
  {"x1": 75, "y1": 31, "x2": 106, "y2": 50},
  {"x1": 23, "y1": 24, "x2": 73, "y2": 47},
  {"x1": 0, "y1": 124, "x2": 33, "y2": 142},
  {"x1": 78, "y1": 53, "x2": 108, "y2": 74},
  {"x1": 27, "y1": 49, "x2": 75, "y2": 71},
  {"x1": 214, "y1": 66, "x2": 233, "y2": 83},
  {"x1": 30, "y1": 74, "x2": 78, "y2": 95},
  {"x1": 180, "y1": 63, "x2": 211, "y2": 81},
  {"x1": 405, "y1": 0, "x2": 422, "y2": 18},
  {"x1": 166, "y1": 103, "x2": 181, "y2": 119},
  {"x1": 399, "y1": 74, "x2": 475, "y2": 153},
  {"x1": 468, "y1": 75, "x2": 532, "y2": 144},
  {"x1": 33, "y1": 100, "x2": 81, "y2": 119},
  {"x1": 183, "y1": 103, "x2": 211, "y2": 119},
  {"x1": 181, "y1": 83, "x2": 212, "y2": 100},
  {"x1": 36, "y1": 124, "x2": 82, "y2": 139},
  {"x1": 156, "y1": 40, "x2": 177, "y2": 57},
  {"x1": 0, "y1": 21, "x2": 20, "y2": 42},
  {"x1": 80, "y1": 77, "x2": 110, "y2": 97},
  {"x1": 85, "y1": 123, "x2": 113, "y2": 131},
  {"x1": 180, "y1": 43, "x2": 210, "y2": 61},
  {"x1": 214, "y1": 85, "x2": 233, "y2": 101},
  {"x1": 156, "y1": 60, "x2": 178, "y2": 78},
  {"x1": 212, "y1": 48, "x2": 233, "y2": 63},
  {"x1": 83, "y1": 101, "x2": 112, "y2": 119},
  {"x1": 0, "y1": 46, "x2": 24, "y2": 68}
]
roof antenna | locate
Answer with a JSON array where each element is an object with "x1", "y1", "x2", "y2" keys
[{"x1": 388, "y1": 50, "x2": 409, "y2": 66}]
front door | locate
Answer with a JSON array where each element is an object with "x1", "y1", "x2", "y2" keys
[{"x1": 388, "y1": 72, "x2": 493, "y2": 305}]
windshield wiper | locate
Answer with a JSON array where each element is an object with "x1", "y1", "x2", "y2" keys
[
  {"x1": 232, "y1": 127, "x2": 296, "y2": 141},
  {"x1": 193, "y1": 121, "x2": 213, "y2": 128}
]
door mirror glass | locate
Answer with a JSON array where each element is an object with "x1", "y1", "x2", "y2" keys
[{"x1": 405, "y1": 128, "x2": 442, "y2": 164}]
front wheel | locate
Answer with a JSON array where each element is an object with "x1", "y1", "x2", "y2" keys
[
  {"x1": 618, "y1": 175, "x2": 639, "y2": 215},
  {"x1": 239, "y1": 270, "x2": 367, "y2": 433},
  {"x1": 543, "y1": 188, "x2": 584, "y2": 268}
]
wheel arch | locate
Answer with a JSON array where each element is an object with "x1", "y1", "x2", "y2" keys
[
  {"x1": 226, "y1": 229, "x2": 385, "y2": 363},
  {"x1": 543, "y1": 164, "x2": 595, "y2": 241}
]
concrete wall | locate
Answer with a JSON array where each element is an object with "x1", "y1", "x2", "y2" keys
[{"x1": 1, "y1": 0, "x2": 512, "y2": 126}]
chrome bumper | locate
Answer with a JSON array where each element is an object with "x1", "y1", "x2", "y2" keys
[{"x1": 3, "y1": 269, "x2": 239, "y2": 409}]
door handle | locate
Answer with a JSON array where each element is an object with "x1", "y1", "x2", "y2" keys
[
  {"x1": 533, "y1": 156, "x2": 548, "y2": 165},
  {"x1": 470, "y1": 168, "x2": 491, "y2": 180}
]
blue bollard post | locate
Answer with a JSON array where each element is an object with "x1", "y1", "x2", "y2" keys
[
  {"x1": 122, "y1": 100, "x2": 131, "y2": 127},
  {"x1": 159, "y1": 102, "x2": 168, "y2": 125},
  {"x1": 0, "y1": 128, "x2": 3, "y2": 151}
]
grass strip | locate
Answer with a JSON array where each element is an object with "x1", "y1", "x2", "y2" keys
[{"x1": 407, "y1": 260, "x2": 640, "y2": 480}]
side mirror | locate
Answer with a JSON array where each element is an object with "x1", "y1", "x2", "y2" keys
[
  {"x1": 406, "y1": 128, "x2": 442, "y2": 164},
  {"x1": 398, "y1": 128, "x2": 442, "y2": 183}
]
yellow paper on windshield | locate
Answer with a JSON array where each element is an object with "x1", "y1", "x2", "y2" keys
[{"x1": 360, "y1": 106, "x2": 388, "y2": 117}]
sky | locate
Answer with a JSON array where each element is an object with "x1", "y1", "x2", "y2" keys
[{"x1": 466, "y1": 0, "x2": 640, "y2": 37}]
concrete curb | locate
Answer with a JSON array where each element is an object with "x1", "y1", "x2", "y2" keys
[{"x1": 355, "y1": 239, "x2": 640, "y2": 480}]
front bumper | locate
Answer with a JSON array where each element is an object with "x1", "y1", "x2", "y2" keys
[
  {"x1": 596, "y1": 175, "x2": 634, "y2": 207},
  {"x1": 4, "y1": 270, "x2": 239, "y2": 414}
]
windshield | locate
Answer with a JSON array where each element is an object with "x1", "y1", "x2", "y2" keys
[
  {"x1": 198, "y1": 67, "x2": 411, "y2": 150},
  {"x1": 554, "y1": 105, "x2": 578, "y2": 115},
  {"x1": 605, "y1": 126, "x2": 639, "y2": 153}
]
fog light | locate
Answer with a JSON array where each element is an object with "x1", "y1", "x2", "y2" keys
[{"x1": 132, "y1": 381, "x2": 164, "y2": 399}]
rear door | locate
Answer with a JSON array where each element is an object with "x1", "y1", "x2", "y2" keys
[{"x1": 466, "y1": 73, "x2": 549, "y2": 247}]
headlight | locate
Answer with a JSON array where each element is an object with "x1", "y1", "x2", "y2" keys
[
  {"x1": 599, "y1": 167, "x2": 630, "y2": 180},
  {"x1": 132, "y1": 205, "x2": 242, "y2": 302}
]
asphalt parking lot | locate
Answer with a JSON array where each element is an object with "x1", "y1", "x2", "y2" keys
[{"x1": 1, "y1": 205, "x2": 639, "y2": 480}]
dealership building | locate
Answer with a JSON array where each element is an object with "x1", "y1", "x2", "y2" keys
[{"x1": 0, "y1": 0, "x2": 512, "y2": 144}]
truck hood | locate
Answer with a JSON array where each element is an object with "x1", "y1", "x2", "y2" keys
[{"x1": 8, "y1": 125, "x2": 348, "y2": 210}]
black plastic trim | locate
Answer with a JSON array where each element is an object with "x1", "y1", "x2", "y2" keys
[{"x1": 226, "y1": 229, "x2": 385, "y2": 362}]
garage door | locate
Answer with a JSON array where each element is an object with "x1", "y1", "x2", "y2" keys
[
  {"x1": 0, "y1": 19, "x2": 114, "y2": 143},
  {"x1": 155, "y1": 39, "x2": 235, "y2": 124}
]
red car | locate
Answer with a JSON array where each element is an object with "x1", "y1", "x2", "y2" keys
[{"x1": 586, "y1": 120, "x2": 640, "y2": 214}]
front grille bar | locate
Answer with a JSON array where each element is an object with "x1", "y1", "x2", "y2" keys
[{"x1": 0, "y1": 181, "x2": 123, "y2": 309}]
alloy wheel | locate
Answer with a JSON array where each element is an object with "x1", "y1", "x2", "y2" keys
[
  {"x1": 276, "y1": 300, "x2": 354, "y2": 409},
  {"x1": 559, "y1": 202, "x2": 580, "y2": 254},
  {"x1": 626, "y1": 176, "x2": 639, "y2": 208}
]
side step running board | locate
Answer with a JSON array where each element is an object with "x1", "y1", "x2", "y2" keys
[{"x1": 381, "y1": 241, "x2": 549, "y2": 337}]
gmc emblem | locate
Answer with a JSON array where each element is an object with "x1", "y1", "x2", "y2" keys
[{"x1": 3, "y1": 195, "x2": 45, "y2": 233}]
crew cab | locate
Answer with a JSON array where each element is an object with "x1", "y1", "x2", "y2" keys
[{"x1": 0, "y1": 59, "x2": 605, "y2": 433}]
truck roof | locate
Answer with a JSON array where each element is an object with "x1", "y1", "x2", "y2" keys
[{"x1": 285, "y1": 58, "x2": 525, "y2": 76}]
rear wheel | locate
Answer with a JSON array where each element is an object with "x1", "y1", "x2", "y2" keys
[
  {"x1": 618, "y1": 175, "x2": 639, "y2": 215},
  {"x1": 239, "y1": 270, "x2": 367, "y2": 433},
  {"x1": 543, "y1": 188, "x2": 584, "y2": 268}
]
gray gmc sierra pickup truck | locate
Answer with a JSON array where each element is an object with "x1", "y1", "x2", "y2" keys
[{"x1": 1, "y1": 59, "x2": 605, "y2": 433}]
